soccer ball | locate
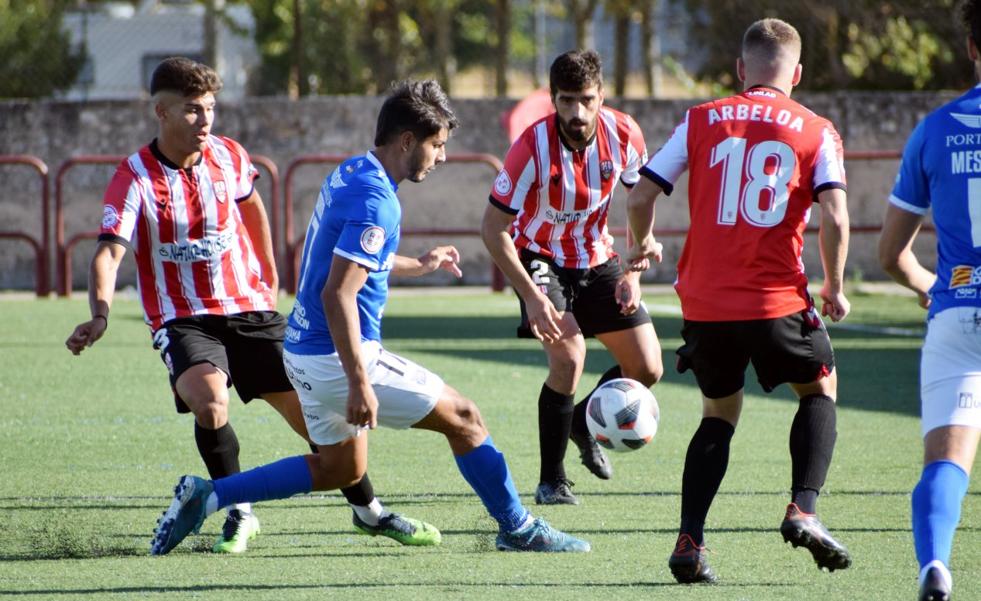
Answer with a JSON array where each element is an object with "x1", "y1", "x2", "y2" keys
[{"x1": 585, "y1": 378, "x2": 659, "y2": 452}]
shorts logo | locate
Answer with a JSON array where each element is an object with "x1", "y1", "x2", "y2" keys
[
  {"x1": 600, "y1": 160, "x2": 614, "y2": 181},
  {"x1": 360, "y1": 226, "x2": 385, "y2": 254},
  {"x1": 958, "y1": 392, "x2": 980, "y2": 409},
  {"x1": 494, "y1": 170, "x2": 513, "y2": 196},
  {"x1": 949, "y1": 265, "x2": 981, "y2": 288},
  {"x1": 102, "y1": 206, "x2": 120, "y2": 230},
  {"x1": 213, "y1": 180, "x2": 227, "y2": 203}
]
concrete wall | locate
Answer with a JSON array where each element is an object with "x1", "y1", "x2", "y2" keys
[{"x1": 0, "y1": 92, "x2": 955, "y2": 292}]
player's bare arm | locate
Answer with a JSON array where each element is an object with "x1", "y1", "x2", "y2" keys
[
  {"x1": 480, "y1": 203, "x2": 562, "y2": 343},
  {"x1": 66, "y1": 240, "x2": 126, "y2": 355},
  {"x1": 878, "y1": 204, "x2": 936, "y2": 309},
  {"x1": 816, "y1": 188, "x2": 851, "y2": 322},
  {"x1": 625, "y1": 176, "x2": 664, "y2": 270},
  {"x1": 392, "y1": 246, "x2": 462, "y2": 278},
  {"x1": 238, "y1": 190, "x2": 279, "y2": 300},
  {"x1": 321, "y1": 254, "x2": 378, "y2": 428}
]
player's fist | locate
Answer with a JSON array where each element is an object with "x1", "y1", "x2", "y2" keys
[
  {"x1": 819, "y1": 283, "x2": 850, "y2": 322},
  {"x1": 421, "y1": 246, "x2": 462, "y2": 278},
  {"x1": 628, "y1": 235, "x2": 663, "y2": 271},
  {"x1": 65, "y1": 317, "x2": 108, "y2": 355}
]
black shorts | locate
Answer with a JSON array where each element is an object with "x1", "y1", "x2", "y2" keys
[
  {"x1": 676, "y1": 307, "x2": 835, "y2": 399},
  {"x1": 516, "y1": 249, "x2": 651, "y2": 338},
  {"x1": 151, "y1": 311, "x2": 294, "y2": 413}
]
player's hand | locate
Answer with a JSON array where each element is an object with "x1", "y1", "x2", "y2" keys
[
  {"x1": 420, "y1": 246, "x2": 463, "y2": 278},
  {"x1": 819, "y1": 284, "x2": 850, "y2": 322},
  {"x1": 916, "y1": 291, "x2": 931, "y2": 310},
  {"x1": 65, "y1": 317, "x2": 108, "y2": 355},
  {"x1": 525, "y1": 293, "x2": 563, "y2": 344},
  {"x1": 615, "y1": 276, "x2": 641, "y2": 315},
  {"x1": 346, "y1": 384, "x2": 379, "y2": 429},
  {"x1": 628, "y1": 235, "x2": 663, "y2": 271}
]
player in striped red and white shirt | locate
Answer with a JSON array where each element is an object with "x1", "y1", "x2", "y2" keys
[
  {"x1": 482, "y1": 50, "x2": 664, "y2": 506},
  {"x1": 627, "y1": 19, "x2": 851, "y2": 583},
  {"x1": 65, "y1": 57, "x2": 436, "y2": 553}
]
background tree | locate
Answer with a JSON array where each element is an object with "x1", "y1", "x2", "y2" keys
[{"x1": 0, "y1": 0, "x2": 85, "y2": 98}]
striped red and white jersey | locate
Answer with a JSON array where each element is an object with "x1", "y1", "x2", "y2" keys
[
  {"x1": 490, "y1": 108, "x2": 648, "y2": 269},
  {"x1": 99, "y1": 136, "x2": 274, "y2": 331},
  {"x1": 642, "y1": 86, "x2": 847, "y2": 321}
]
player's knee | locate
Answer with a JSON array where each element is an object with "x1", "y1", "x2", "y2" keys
[
  {"x1": 547, "y1": 349, "x2": 585, "y2": 383},
  {"x1": 191, "y1": 398, "x2": 229, "y2": 429},
  {"x1": 623, "y1": 360, "x2": 663, "y2": 388},
  {"x1": 444, "y1": 396, "x2": 488, "y2": 447}
]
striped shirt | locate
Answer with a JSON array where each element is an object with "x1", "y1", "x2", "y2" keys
[
  {"x1": 642, "y1": 86, "x2": 847, "y2": 321},
  {"x1": 99, "y1": 136, "x2": 274, "y2": 331},
  {"x1": 490, "y1": 108, "x2": 648, "y2": 269}
]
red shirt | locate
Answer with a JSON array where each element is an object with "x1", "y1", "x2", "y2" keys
[
  {"x1": 642, "y1": 87, "x2": 846, "y2": 321},
  {"x1": 490, "y1": 108, "x2": 647, "y2": 269},
  {"x1": 99, "y1": 136, "x2": 274, "y2": 331}
]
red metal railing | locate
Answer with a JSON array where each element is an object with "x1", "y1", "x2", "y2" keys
[
  {"x1": 282, "y1": 153, "x2": 505, "y2": 294},
  {"x1": 55, "y1": 155, "x2": 280, "y2": 297},
  {"x1": 0, "y1": 155, "x2": 50, "y2": 296}
]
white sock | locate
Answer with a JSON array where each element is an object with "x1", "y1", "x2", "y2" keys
[
  {"x1": 231, "y1": 502, "x2": 252, "y2": 515},
  {"x1": 351, "y1": 498, "x2": 389, "y2": 526},
  {"x1": 511, "y1": 514, "x2": 535, "y2": 533},
  {"x1": 919, "y1": 560, "x2": 952, "y2": 589}
]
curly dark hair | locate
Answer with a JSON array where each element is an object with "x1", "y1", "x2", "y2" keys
[
  {"x1": 149, "y1": 57, "x2": 222, "y2": 97},
  {"x1": 963, "y1": 0, "x2": 981, "y2": 47},
  {"x1": 374, "y1": 79, "x2": 458, "y2": 147},
  {"x1": 549, "y1": 50, "x2": 603, "y2": 96}
]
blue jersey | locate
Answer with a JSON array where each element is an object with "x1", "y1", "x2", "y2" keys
[
  {"x1": 890, "y1": 85, "x2": 981, "y2": 318},
  {"x1": 285, "y1": 152, "x2": 400, "y2": 355}
]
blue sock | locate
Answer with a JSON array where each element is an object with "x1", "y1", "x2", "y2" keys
[
  {"x1": 213, "y1": 455, "x2": 313, "y2": 508},
  {"x1": 454, "y1": 436, "x2": 529, "y2": 532},
  {"x1": 912, "y1": 460, "x2": 969, "y2": 569}
]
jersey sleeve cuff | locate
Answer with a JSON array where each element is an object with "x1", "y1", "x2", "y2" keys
[
  {"x1": 334, "y1": 247, "x2": 380, "y2": 271},
  {"x1": 97, "y1": 233, "x2": 129, "y2": 247},
  {"x1": 235, "y1": 184, "x2": 256, "y2": 203},
  {"x1": 888, "y1": 194, "x2": 929, "y2": 215},
  {"x1": 639, "y1": 166, "x2": 674, "y2": 196},
  {"x1": 489, "y1": 195, "x2": 519, "y2": 215},
  {"x1": 813, "y1": 181, "x2": 847, "y2": 201}
]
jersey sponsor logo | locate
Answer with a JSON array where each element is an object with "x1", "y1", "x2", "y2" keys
[
  {"x1": 950, "y1": 112, "x2": 981, "y2": 129},
  {"x1": 707, "y1": 103, "x2": 804, "y2": 132},
  {"x1": 213, "y1": 180, "x2": 227, "y2": 203},
  {"x1": 949, "y1": 265, "x2": 981, "y2": 288},
  {"x1": 600, "y1": 160, "x2": 614, "y2": 181},
  {"x1": 360, "y1": 226, "x2": 385, "y2": 254},
  {"x1": 950, "y1": 150, "x2": 981, "y2": 174},
  {"x1": 955, "y1": 287, "x2": 978, "y2": 299},
  {"x1": 284, "y1": 325, "x2": 301, "y2": 343},
  {"x1": 102, "y1": 205, "x2": 120, "y2": 229},
  {"x1": 544, "y1": 206, "x2": 591, "y2": 225},
  {"x1": 944, "y1": 132, "x2": 981, "y2": 147},
  {"x1": 157, "y1": 230, "x2": 235, "y2": 262},
  {"x1": 494, "y1": 170, "x2": 512, "y2": 196}
]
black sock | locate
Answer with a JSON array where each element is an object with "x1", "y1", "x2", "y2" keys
[
  {"x1": 572, "y1": 365, "x2": 623, "y2": 439},
  {"x1": 341, "y1": 473, "x2": 375, "y2": 507},
  {"x1": 539, "y1": 384, "x2": 575, "y2": 484},
  {"x1": 194, "y1": 422, "x2": 241, "y2": 479},
  {"x1": 789, "y1": 394, "x2": 837, "y2": 514},
  {"x1": 680, "y1": 417, "x2": 736, "y2": 545}
]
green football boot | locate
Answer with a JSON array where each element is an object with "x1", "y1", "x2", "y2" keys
[
  {"x1": 212, "y1": 509, "x2": 261, "y2": 553},
  {"x1": 353, "y1": 511, "x2": 442, "y2": 546}
]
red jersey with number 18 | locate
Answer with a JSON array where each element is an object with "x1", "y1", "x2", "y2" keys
[{"x1": 642, "y1": 86, "x2": 846, "y2": 321}]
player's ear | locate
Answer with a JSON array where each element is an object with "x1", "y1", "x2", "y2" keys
[
  {"x1": 399, "y1": 130, "x2": 415, "y2": 153},
  {"x1": 736, "y1": 57, "x2": 746, "y2": 83},
  {"x1": 968, "y1": 36, "x2": 979, "y2": 63},
  {"x1": 791, "y1": 63, "x2": 802, "y2": 87}
]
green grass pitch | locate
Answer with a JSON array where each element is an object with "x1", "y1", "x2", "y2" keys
[{"x1": 0, "y1": 289, "x2": 977, "y2": 600}]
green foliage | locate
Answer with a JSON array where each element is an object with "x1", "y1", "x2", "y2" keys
[
  {"x1": 0, "y1": 0, "x2": 86, "y2": 98},
  {"x1": 683, "y1": 0, "x2": 971, "y2": 91}
]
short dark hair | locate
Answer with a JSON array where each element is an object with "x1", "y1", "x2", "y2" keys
[
  {"x1": 150, "y1": 57, "x2": 222, "y2": 97},
  {"x1": 549, "y1": 50, "x2": 603, "y2": 96},
  {"x1": 374, "y1": 80, "x2": 458, "y2": 147},
  {"x1": 742, "y1": 18, "x2": 801, "y2": 62},
  {"x1": 962, "y1": 0, "x2": 981, "y2": 47}
]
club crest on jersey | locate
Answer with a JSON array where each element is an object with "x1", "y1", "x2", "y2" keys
[
  {"x1": 102, "y1": 205, "x2": 119, "y2": 229},
  {"x1": 600, "y1": 160, "x2": 614, "y2": 181},
  {"x1": 949, "y1": 265, "x2": 981, "y2": 288},
  {"x1": 494, "y1": 170, "x2": 512, "y2": 196},
  {"x1": 360, "y1": 226, "x2": 385, "y2": 254},
  {"x1": 213, "y1": 180, "x2": 227, "y2": 203}
]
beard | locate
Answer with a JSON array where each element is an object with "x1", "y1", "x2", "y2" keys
[
  {"x1": 558, "y1": 115, "x2": 594, "y2": 143},
  {"x1": 406, "y1": 148, "x2": 433, "y2": 182}
]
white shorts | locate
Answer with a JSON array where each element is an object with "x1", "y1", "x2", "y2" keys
[
  {"x1": 283, "y1": 341, "x2": 444, "y2": 445},
  {"x1": 920, "y1": 307, "x2": 981, "y2": 436}
]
